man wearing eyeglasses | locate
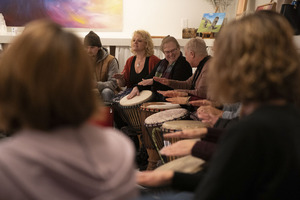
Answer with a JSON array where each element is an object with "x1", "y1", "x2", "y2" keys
[
  {"x1": 154, "y1": 37, "x2": 211, "y2": 101},
  {"x1": 127, "y1": 36, "x2": 192, "y2": 100}
]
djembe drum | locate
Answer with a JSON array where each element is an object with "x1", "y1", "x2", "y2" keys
[
  {"x1": 89, "y1": 103, "x2": 114, "y2": 127},
  {"x1": 118, "y1": 90, "x2": 153, "y2": 133},
  {"x1": 144, "y1": 108, "x2": 189, "y2": 165},
  {"x1": 140, "y1": 102, "x2": 181, "y2": 170},
  {"x1": 90, "y1": 89, "x2": 114, "y2": 127},
  {"x1": 161, "y1": 120, "x2": 207, "y2": 162}
]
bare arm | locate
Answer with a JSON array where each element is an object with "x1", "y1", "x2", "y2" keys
[{"x1": 136, "y1": 170, "x2": 174, "y2": 187}]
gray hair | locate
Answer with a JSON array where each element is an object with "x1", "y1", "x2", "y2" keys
[{"x1": 185, "y1": 37, "x2": 208, "y2": 57}]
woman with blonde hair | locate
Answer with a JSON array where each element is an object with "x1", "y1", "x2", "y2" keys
[
  {"x1": 112, "y1": 30, "x2": 160, "y2": 136},
  {"x1": 0, "y1": 19, "x2": 137, "y2": 200},
  {"x1": 114, "y1": 30, "x2": 160, "y2": 89}
]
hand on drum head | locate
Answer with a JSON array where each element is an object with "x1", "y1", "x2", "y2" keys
[
  {"x1": 157, "y1": 90, "x2": 188, "y2": 98},
  {"x1": 160, "y1": 139, "x2": 198, "y2": 157},
  {"x1": 138, "y1": 78, "x2": 153, "y2": 86},
  {"x1": 136, "y1": 170, "x2": 174, "y2": 187},
  {"x1": 127, "y1": 86, "x2": 140, "y2": 99},
  {"x1": 163, "y1": 128, "x2": 208, "y2": 139},
  {"x1": 166, "y1": 96, "x2": 190, "y2": 105},
  {"x1": 189, "y1": 99, "x2": 213, "y2": 107},
  {"x1": 197, "y1": 106, "x2": 223, "y2": 127}
]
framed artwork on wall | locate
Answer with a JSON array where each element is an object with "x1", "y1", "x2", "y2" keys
[
  {"x1": 197, "y1": 13, "x2": 226, "y2": 33},
  {"x1": 0, "y1": 0, "x2": 123, "y2": 31}
]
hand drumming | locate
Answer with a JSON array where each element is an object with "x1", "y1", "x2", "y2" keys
[
  {"x1": 189, "y1": 99, "x2": 213, "y2": 107},
  {"x1": 157, "y1": 90, "x2": 188, "y2": 97},
  {"x1": 160, "y1": 139, "x2": 198, "y2": 157},
  {"x1": 166, "y1": 96, "x2": 190, "y2": 105},
  {"x1": 136, "y1": 170, "x2": 174, "y2": 187},
  {"x1": 127, "y1": 86, "x2": 140, "y2": 99},
  {"x1": 163, "y1": 128, "x2": 208, "y2": 139},
  {"x1": 138, "y1": 78, "x2": 153, "y2": 86},
  {"x1": 153, "y1": 77, "x2": 169, "y2": 85},
  {"x1": 197, "y1": 106, "x2": 223, "y2": 127}
]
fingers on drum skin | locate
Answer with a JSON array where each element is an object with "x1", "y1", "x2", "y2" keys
[{"x1": 163, "y1": 132, "x2": 180, "y2": 139}]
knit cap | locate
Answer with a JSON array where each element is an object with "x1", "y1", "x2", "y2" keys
[{"x1": 84, "y1": 31, "x2": 102, "y2": 47}]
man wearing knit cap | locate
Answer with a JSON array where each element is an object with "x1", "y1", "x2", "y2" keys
[{"x1": 84, "y1": 31, "x2": 119, "y2": 102}]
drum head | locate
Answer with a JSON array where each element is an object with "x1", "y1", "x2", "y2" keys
[
  {"x1": 119, "y1": 90, "x2": 152, "y2": 106},
  {"x1": 155, "y1": 155, "x2": 204, "y2": 173},
  {"x1": 162, "y1": 120, "x2": 207, "y2": 130},
  {"x1": 141, "y1": 102, "x2": 180, "y2": 110},
  {"x1": 144, "y1": 108, "x2": 189, "y2": 126}
]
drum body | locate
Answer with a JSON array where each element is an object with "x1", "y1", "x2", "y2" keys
[
  {"x1": 118, "y1": 90, "x2": 153, "y2": 133},
  {"x1": 155, "y1": 155, "x2": 205, "y2": 174},
  {"x1": 89, "y1": 103, "x2": 114, "y2": 127},
  {"x1": 161, "y1": 120, "x2": 207, "y2": 161},
  {"x1": 144, "y1": 108, "x2": 189, "y2": 163},
  {"x1": 101, "y1": 103, "x2": 114, "y2": 127},
  {"x1": 90, "y1": 88, "x2": 114, "y2": 127},
  {"x1": 140, "y1": 102, "x2": 181, "y2": 149}
]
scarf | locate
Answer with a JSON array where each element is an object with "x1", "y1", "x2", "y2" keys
[{"x1": 154, "y1": 59, "x2": 175, "y2": 79}]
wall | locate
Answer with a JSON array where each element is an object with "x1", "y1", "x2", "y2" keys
[
  {"x1": 75, "y1": 0, "x2": 237, "y2": 39},
  {"x1": 75, "y1": 0, "x2": 277, "y2": 39},
  {"x1": 2, "y1": 0, "x2": 274, "y2": 39}
]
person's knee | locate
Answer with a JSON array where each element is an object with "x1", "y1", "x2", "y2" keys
[{"x1": 101, "y1": 88, "x2": 114, "y2": 102}]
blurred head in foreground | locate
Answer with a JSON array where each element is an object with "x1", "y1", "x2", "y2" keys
[
  {"x1": 209, "y1": 10, "x2": 300, "y2": 106},
  {"x1": 0, "y1": 19, "x2": 97, "y2": 131}
]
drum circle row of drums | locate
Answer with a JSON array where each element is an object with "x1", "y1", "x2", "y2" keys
[{"x1": 115, "y1": 90, "x2": 206, "y2": 170}]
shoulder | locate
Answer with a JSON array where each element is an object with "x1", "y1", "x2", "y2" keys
[
  {"x1": 224, "y1": 106, "x2": 294, "y2": 142},
  {"x1": 149, "y1": 55, "x2": 161, "y2": 63},
  {"x1": 177, "y1": 55, "x2": 191, "y2": 67},
  {"x1": 127, "y1": 56, "x2": 135, "y2": 63},
  {"x1": 204, "y1": 57, "x2": 212, "y2": 68},
  {"x1": 106, "y1": 55, "x2": 118, "y2": 65},
  {"x1": 107, "y1": 54, "x2": 115, "y2": 60},
  {"x1": 124, "y1": 56, "x2": 135, "y2": 69}
]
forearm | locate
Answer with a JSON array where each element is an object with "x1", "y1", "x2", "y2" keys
[
  {"x1": 97, "y1": 80, "x2": 118, "y2": 92},
  {"x1": 168, "y1": 79, "x2": 191, "y2": 90},
  {"x1": 177, "y1": 88, "x2": 207, "y2": 99}
]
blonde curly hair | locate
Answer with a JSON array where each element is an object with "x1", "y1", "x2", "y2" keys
[
  {"x1": 209, "y1": 10, "x2": 300, "y2": 104},
  {"x1": 131, "y1": 30, "x2": 154, "y2": 57}
]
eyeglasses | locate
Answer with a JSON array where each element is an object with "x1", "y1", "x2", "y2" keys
[{"x1": 164, "y1": 48, "x2": 178, "y2": 55}]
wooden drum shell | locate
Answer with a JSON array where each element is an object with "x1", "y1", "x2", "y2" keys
[
  {"x1": 161, "y1": 120, "x2": 207, "y2": 161},
  {"x1": 140, "y1": 102, "x2": 180, "y2": 149}
]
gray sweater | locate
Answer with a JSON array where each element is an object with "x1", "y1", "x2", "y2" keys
[{"x1": 0, "y1": 124, "x2": 137, "y2": 200}]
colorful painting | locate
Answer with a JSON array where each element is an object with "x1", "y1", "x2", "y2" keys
[
  {"x1": 197, "y1": 13, "x2": 226, "y2": 33},
  {"x1": 0, "y1": 0, "x2": 123, "y2": 31}
]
